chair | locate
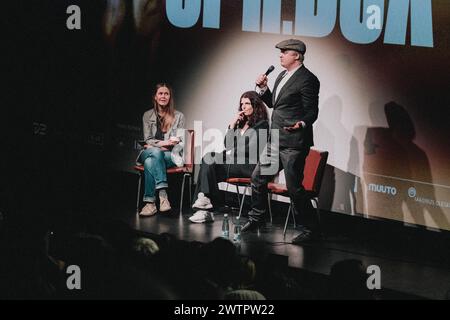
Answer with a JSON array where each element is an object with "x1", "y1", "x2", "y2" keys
[
  {"x1": 134, "y1": 129, "x2": 195, "y2": 216},
  {"x1": 225, "y1": 177, "x2": 273, "y2": 223},
  {"x1": 267, "y1": 149, "x2": 328, "y2": 238}
]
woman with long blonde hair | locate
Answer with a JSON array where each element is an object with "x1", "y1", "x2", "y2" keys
[{"x1": 136, "y1": 83, "x2": 185, "y2": 216}]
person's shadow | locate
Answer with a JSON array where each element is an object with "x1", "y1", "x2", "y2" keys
[
  {"x1": 362, "y1": 102, "x2": 449, "y2": 230},
  {"x1": 315, "y1": 96, "x2": 360, "y2": 216}
]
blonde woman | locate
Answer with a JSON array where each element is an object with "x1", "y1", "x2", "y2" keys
[{"x1": 137, "y1": 83, "x2": 185, "y2": 216}]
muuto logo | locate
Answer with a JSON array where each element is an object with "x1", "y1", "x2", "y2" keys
[{"x1": 368, "y1": 183, "x2": 397, "y2": 196}]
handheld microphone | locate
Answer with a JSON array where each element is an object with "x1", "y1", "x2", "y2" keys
[
  {"x1": 236, "y1": 112, "x2": 244, "y2": 127},
  {"x1": 265, "y1": 65, "x2": 275, "y2": 76},
  {"x1": 255, "y1": 65, "x2": 275, "y2": 92}
]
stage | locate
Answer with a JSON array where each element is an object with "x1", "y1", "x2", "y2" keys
[{"x1": 117, "y1": 204, "x2": 450, "y2": 300}]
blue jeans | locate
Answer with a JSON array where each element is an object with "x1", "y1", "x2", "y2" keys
[{"x1": 138, "y1": 147, "x2": 175, "y2": 202}]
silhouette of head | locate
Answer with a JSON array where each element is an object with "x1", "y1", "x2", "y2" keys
[
  {"x1": 329, "y1": 259, "x2": 372, "y2": 300},
  {"x1": 384, "y1": 102, "x2": 415, "y2": 140}
]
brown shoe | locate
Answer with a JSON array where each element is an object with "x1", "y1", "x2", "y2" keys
[
  {"x1": 139, "y1": 202, "x2": 157, "y2": 217},
  {"x1": 159, "y1": 198, "x2": 172, "y2": 212}
]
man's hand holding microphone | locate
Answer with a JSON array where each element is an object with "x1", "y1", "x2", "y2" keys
[
  {"x1": 255, "y1": 65, "x2": 274, "y2": 89},
  {"x1": 256, "y1": 74, "x2": 268, "y2": 89}
]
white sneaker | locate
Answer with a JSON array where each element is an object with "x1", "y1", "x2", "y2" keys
[
  {"x1": 192, "y1": 193, "x2": 213, "y2": 210},
  {"x1": 189, "y1": 210, "x2": 214, "y2": 223}
]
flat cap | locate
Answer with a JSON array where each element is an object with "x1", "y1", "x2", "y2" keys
[{"x1": 275, "y1": 39, "x2": 306, "y2": 54}]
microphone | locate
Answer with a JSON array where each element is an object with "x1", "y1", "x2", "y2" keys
[
  {"x1": 236, "y1": 112, "x2": 244, "y2": 127},
  {"x1": 265, "y1": 65, "x2": 275, "y2": 76}
]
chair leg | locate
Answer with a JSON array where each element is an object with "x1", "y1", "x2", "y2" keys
[
  {"x1": 312, "y1": 197, "x2": 321, "y2": 233},
  {"x1": 238, "y1": 185, "x2": 248, "y2": 219},
  {"x1": 291, "y1": 203, "x2": 297, "y2": 228},
  {"x1": 235, "y1": 184, "x2": 241, "y2": 207},
  {"x1": 179, "y1": 174, "x2": 187, "y2": 216},
  {"x1": 188, "y1": 174, "x2": 192, "y2": 209},
  {"x1": 283, "y1": 204, "x2": 292, "y2": 239},
  {"x1": 267, "y1": 193, "x2": 273, "y2": 223},
  {"x1": 136, "y1": 174, "x2": 142, "y2": 214}
]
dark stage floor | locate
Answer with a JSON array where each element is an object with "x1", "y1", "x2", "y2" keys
[{"x1": 118, "y1": 206, "x2": 450, "y2": 300}]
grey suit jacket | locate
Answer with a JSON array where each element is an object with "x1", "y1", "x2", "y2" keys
[
  {"x1": 137, "y1": 109, "x2": 186, "y2": 167},
  {"x1": 261, "y1": 65, "x2": 320, "y2": 149}
]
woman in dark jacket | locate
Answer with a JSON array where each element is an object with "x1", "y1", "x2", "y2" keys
[{"x1": 189, "y1": 91, "x2": 269, "y2": 223}]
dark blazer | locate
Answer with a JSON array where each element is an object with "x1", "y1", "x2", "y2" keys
[
  {"x1": 224, "y1": 119, "x2": 269, "y2": 165},
  {"x1": 261, "y1": 65, "x2": 320, "y2": 149}
]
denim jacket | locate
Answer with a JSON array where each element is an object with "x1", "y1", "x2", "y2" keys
[{"x1": 136, "y1": 109, "x2": 185, "y2": 167}]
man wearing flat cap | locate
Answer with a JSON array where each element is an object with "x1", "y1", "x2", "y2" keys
[{"x1": 241, "y1": 39, "x2": 320, "y2": 244}]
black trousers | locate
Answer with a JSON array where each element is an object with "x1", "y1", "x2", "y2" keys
[
  {"x1": 194, "y1": 152, "x2": 255, "y2": 208},
  {"x1": 250, "y1": 146, "x2": 317, "y2": 229}
]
